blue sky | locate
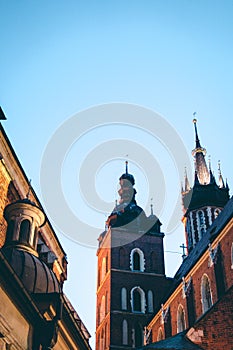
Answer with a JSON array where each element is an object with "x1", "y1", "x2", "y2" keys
[{"x1": 1, "y1": 1, "x2": 233, "y2": 347}]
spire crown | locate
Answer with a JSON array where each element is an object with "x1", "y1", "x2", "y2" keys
[{"x1": 193, "y1": 116, "x2": 201, "y2": 149}]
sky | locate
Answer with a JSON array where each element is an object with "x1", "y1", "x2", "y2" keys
[{"x1": 1, "y1": 1, "x2": 233, "y2": 348}]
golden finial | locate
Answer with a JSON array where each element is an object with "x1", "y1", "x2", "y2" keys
[
  {"x1": 125, "y1": 160, "x2": 128, "y2": 174},
  {"x1": 218, "y1": 160, "x2": 221, "y2": 174},
  {"x1": 193, "y1": 112, "x2": 197, "y2": 124}
]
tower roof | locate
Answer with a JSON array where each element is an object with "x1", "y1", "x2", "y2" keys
[
  {"x1": 119, "y1": 160, "x2": 135, "y2": 186},
  {"x1": 191, "y1": 118, "x2": 210, "y2": 185},
  {"x1": 182, "y1": 118, "x2": 230, "y2": 214}
]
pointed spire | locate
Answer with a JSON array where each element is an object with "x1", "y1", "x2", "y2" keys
[
  {"x1": 194, "y1": 170, "x2": 200, "y2": 186},
  {"x1": 218, "y1": 160, "x2": 225, "y2": 188},
  {"x1": 193, "y1": 113, "x2": 201, "y2": 148},
  {"x1": 184, "y1": 167, "x2": 191, "y2": 192},
  {"x1": 150, "y1": 198, "x2": 154, "y2": 215},
  {"x1": 125, "y1": 160, "x2": 128, "y2": 174},
  {"x1": 181, "y1": 181, "x2": 184, "y2": 193},
  {"x1": 208, "y1": 155, "x2": 216, "y2": 184},
  {"x1": 192, "y1": 117, "x2": 210, "y2": 185}
]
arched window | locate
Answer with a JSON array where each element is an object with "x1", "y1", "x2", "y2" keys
[
  {"x1": 157, "y1": 327, "x2": 164, "y2": 341},
  {"x1": 133, "y1": 289, "x2": 141, "y2": 312},
  {"x1": 214, "y1": 208, "x2": 221, "y2": 219},
  {"x1": 177, "y1": 304, "x2": 186, "y2": 333},
  {"x1": 100, "y1": 295, "x2": 106, "y2": 323},
  {"x1": 101, "y1": 257, "x2": 106, "y2": 281},
  {"x1": 133, "y1": 251, "x2": 140, "y2": 270},
  {"x1": 130, "y1": 248, "x2": 145, "y2": 272},
  {"x1": 121, "y1": 287, "x2": 127, "y2": 310},
  {"x1": 122, "y1": 319, "x2": 128, "y2": 345},
  {"x1": 131, "y1": 287, "x2": 145, "y2": 313},
  {"x1": 201, "y1": 274, "x2": 213, "y2": 313},
  {"x1": 186, "y1": 218, "x2": 193, "y2": 250},
  {"x1": 197, "y1": 211, "x2": 205, "y2": 239},
  {"x1": 147, "y1": 290, "x2": 153, "y2": 313},
  {"x1": 19, "y1": 219, "x2": 30, "y2": 244}
]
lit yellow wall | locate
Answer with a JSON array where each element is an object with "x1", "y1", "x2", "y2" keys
[{"x1": 0, "y1": 286, "x2": 30, "y2": 349}]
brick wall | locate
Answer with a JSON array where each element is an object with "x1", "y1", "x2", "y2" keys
[{"x1": 187, "y1": 286, "x2": 233, "y2": 349}]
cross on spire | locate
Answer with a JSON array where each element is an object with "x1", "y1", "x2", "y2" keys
[{"x1": 180, "y1": 243, "x2": 187, "y2": 260}]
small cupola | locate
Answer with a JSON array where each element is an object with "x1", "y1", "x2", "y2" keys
[{"x1": 3, "y1": 197, "x2": 45, "y2": 256}]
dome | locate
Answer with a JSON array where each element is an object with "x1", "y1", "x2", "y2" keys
[
  {"x1": 2, "y1": 247, "x2": 60, "y2": 294},
  {"x1": 119, "y1": 172, "x2": 135, "y2": 186}
]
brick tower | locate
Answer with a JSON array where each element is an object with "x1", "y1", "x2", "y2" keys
[{"x1": 96, "y1": 162, "x2": 172, "y2": 350}]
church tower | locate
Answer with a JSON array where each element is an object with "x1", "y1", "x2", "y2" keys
[
  {"x1": 181, "y1": 118, "x2": 230, "y2": 253},
  {"x1": 96, "y1": 163, "x2": 172, "y2": 350}
]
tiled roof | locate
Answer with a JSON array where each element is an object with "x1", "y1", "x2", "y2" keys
[
  {"x1": 174, "y1": 195, "x2": 233, "y2": 280},
  {"x1": 137, "y1": 331, "x2": 203, "y2": 349}
]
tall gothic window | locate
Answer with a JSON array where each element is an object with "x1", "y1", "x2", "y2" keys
[
  {"x1": 201, "y1": 274, "x2": 213, "y2": 313},
  {"x1": 19, "y1": 219, "x2": 30, "y2": 244},
  {"x1": 177, "y1": 304, "x2": 186, "y2": 333},
  {"x1": 214, "y1": 208, "x2": 221, "y2": 219},
  {"x1": 131, "y1": 287, "x2": 145, "y2": 313},
  {"x1": 130, "y1": 248, "x2": 144, "y2": 272},
  {"x1": 121, "y1": 287, "x2": 127, "y2": 310},
  {"x1": 133, "y1": 251, "x2": 140, "y2": 270},
  {"x1": 147, "y1": 290, "x2": 153, "y2": 313},
  {"x1": 197, "y1": 210, "x2": 205, "y2": 239},
  {"x1": 122, "y1": 319, "x2": 128, "y2": 345},
  {"x1": 186, "y1": 218, "x2": 193, "y2": 249}
]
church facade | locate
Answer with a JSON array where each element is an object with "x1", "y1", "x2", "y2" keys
[
  {"x1": 0, "y1": 113, "x2": 92, "y2": 349},
  {"x1": 96, "y1": 120, "x2": 233, "y2": 350}
]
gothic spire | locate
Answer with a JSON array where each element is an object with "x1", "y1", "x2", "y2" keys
[
  {"x1": 218, "y1": 160, "x2": 225, "y2": 189},
  {"x1": 192, "y1": 118, "x2": 210, "y2": 185},
  {"x1": 184, "y1": 167, "x2": 191, "y2": 192},
  {"x1": 208, "y1": 156, "x2": 216, "y2": 185}
]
